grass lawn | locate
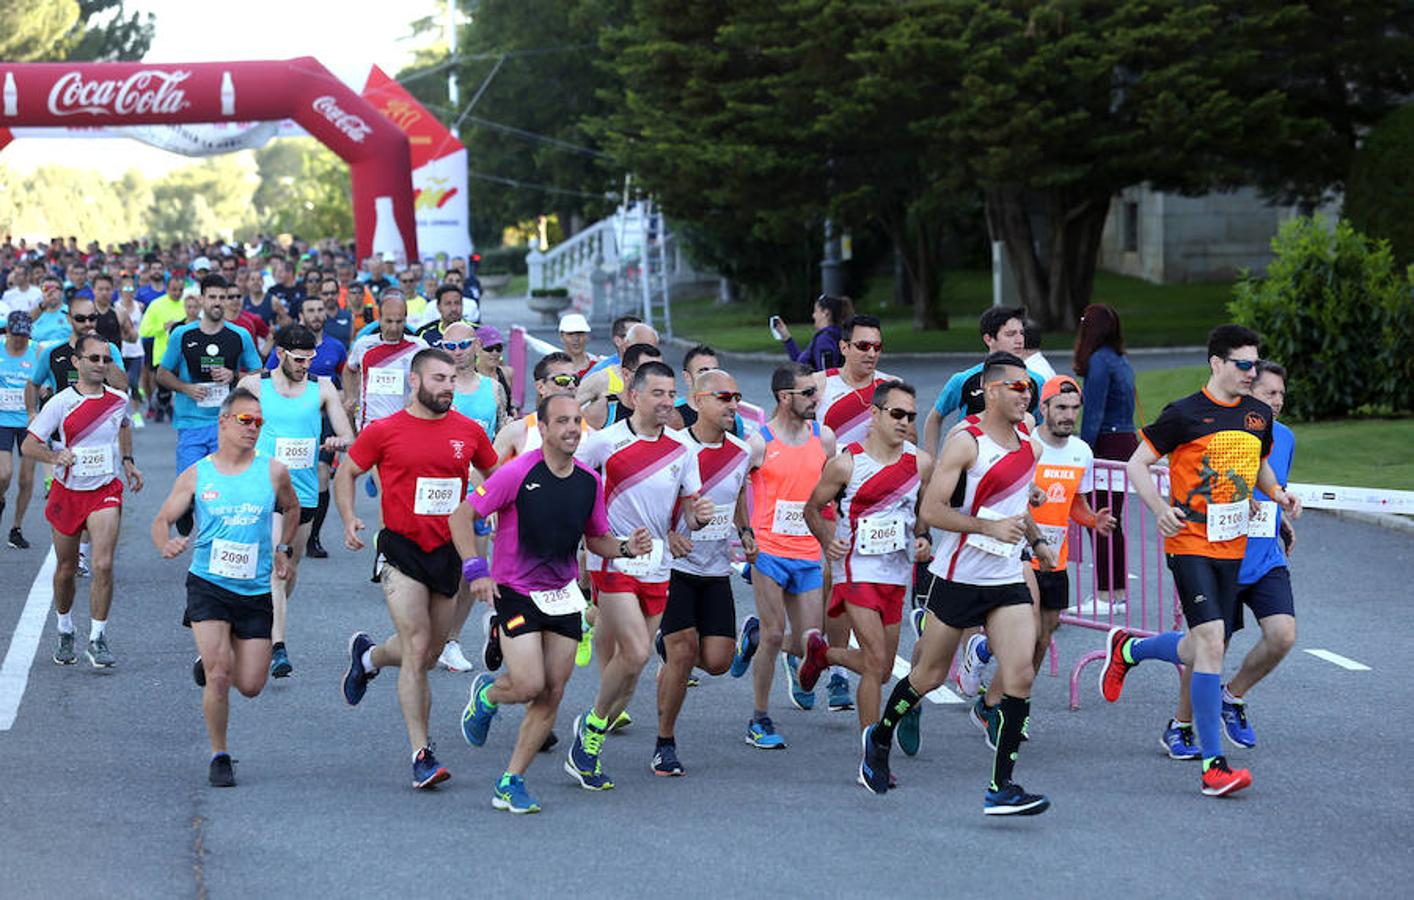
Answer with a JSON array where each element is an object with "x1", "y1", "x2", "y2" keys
[
  {"x1": 668, "y1": 269, "x2": 1234, "y2": 353},
  {"x1": 1133, "y1": 366, "x2": 1413, "y2": 490}
]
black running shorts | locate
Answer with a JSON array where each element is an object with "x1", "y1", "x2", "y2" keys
[
  {"x1": 925, "y1": 577, "x2": 1031, "y2": 629},
  {"x1": 1166, "y1": 553, "x2": 1241, "y2": 631},
  {"x1": 183, "y1": 572, "x2": 273, "y2": 640},
  {"x1": 1035, "y1": 569, "x2": 1070, "y2": 611},
  {"x1": 378, "y1": 528, "x2": 462, "y2": 598},
  {"x1": 662, "y1": 569, "x2": 736, "y2": 638},
  {"x1": 495, "y1": 587, "x2": 582, "y2": 642}
]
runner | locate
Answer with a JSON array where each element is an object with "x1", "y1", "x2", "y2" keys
[
  {"x1": 654, "y1": 369, "x2": 757, "y2": 775},
  {"x1": 455, "y1": 392, "x2": 651, "y2": 812},
  {"x1": 557, "y1": 313, "x2": 598, "y2": 378},
  {"x1": 151, "y1": 387, "x2": 300, "y2": 786},
  {"x1": 414, "y1": 283, "x2": 471, "y2": 348},
  {"x1": 0, "y1": 311, "x2": 39, "y2": 549},
  {"x1": 565, "y1": 359, "x2": 714, "y2": 790},
  {"x1": 859, "y1": 351, "x2": 1056, "y2": 816},
  {"x1": 744, "y1": 363, "x2": 837, "y2": 744},
  {"x1": 32, "y1": 296, "x2": 128, "y2": 396},
  {"x1": 968, "y1": 375, "x2": 1115, "y2": 739},
  {"x1": 343, "y1": 291, "x2": 426, "y2": 431},
  {"x1": 800, "y1": 380, "x2": 932, "y2": 739},
  {"x1": 584, "y1": 314, "x2": 643, "y2": 377},
  {"x1": 236, "y1": 325, "x2": 354, "y2": 679},
  {"x1": 922, "y1": 307, "x2": 1042, "y2": 455},
  {"x1": 334, "y1": 347, "x2": 497, "y2": 788},
  {"x1": 1157, "y1": 359, "x2": 1301, "y2": 760},
  {"x1": 583, "y1": 342, "x2": 663, "y2": 429},
  {"x1": 22, "y1": 334, "x2": 144, "y2": 669},
  {"x1": 576, "y1": 322, "x2": 658, "y2": 419},
  {"x1": 669, "y1": 345, "x2": 745, "y2": 436},
  {"x1": 1101, "y1": 325, "x2": 1300, "y2": 797},
  {"x1": 491, "y1": 352, "x2": 584, "y2": 463}
]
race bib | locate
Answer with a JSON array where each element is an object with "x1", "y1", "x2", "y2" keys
[
  {"x1": 615, "y1": 538, "x2": 665, "y2": 578},
  {"x1": 695, "y1": 504, "x2": 734, "y2": 541},
  {"x1": 368, "y1": 367, "x2": 405, "y2": 396},
  {"x1": 197, "y1": 382, "x2": 229, "y2": 408},
  {"x1": 1247, "y1": 500, "x2": 1278, "y2": 539},
  {"x1": 529, "y1": 579, "x2": 588, "y2": 616},
  {"x1": 0, "y1": 387, "x2": 23, "y2": 411},
  {"x1": 274, "y1": 437, "x2": 317, "y2": 470},
  {"x1": 1206, "y1": 500, "x2": 1249, "y2": 542},
  {"x1": 856, "y1": 514, "x2": 907, "y2": 555},
  {"x1": 209, "y1": 538, "x2": 259, "y2": 581},
  {"x1": 966, "y1": 506, "x2": 1024, "y2": 558},
  {"x1": 1037, "y1": 523, "x2": 1068, "y2": 549},
  {"x1": 771, "y1": 500, "x2": 810, "y2": 536},
  {"x1": 72, "y1": 445, "x2": 113, "y2": 478},
  {"x1": 414, "y1": 477, "x2": 461, "y2": 516}
]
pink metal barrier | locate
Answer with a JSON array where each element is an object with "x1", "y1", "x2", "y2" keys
[{"x1": 1059, "y1": 459, "x2": 1182, "y2": 708}]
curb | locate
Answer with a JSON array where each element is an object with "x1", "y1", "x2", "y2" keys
[{"x1": 1318, "y1": 508, "x2": 1414, "y2": 536}]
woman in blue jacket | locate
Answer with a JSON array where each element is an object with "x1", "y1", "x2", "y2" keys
[{"x1": 775, "y1": 294, "x2": 852, "y2": 371}]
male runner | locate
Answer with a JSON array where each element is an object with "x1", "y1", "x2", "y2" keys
[
  {"x1": 22, "y1": 334, "x2": 143, "y2": 668},
  {"x1": 32, "y1": 296, "x2": 128, "y2": 395},
  {"x1": 967, "y1": 375, "x2": 1114, "y2": 740},
  {"x1": 1102, "y1": 325, "x2": 1299, "y2": 797},
  {"x1": 557, "y1": 313, "x2": 597, "y2": 377},
  {"x1": 669, "y1": 345, "x2": 745, "y2": 436},
  {"x1": 584, "y1": 342, "x2": 663, "y2": 429},
  {"x1": 584, "y1": 314, "x2": 642, "y2": 376},
  {"x1": 414, "y1": 283, "x2": 472, "y2": 347},
  {"x1": 343, "y1": 291, "x2": 426, "y2": 431},
  {"x1": 565, "y1": 360, "x2": 714, "y2": 789},
  {"x1": 237, "y1": 325, "x2": 354, "y2": 678},
  {"x1": 455, "y1": 392, "x2": 651, "y2": 812},
  {"x1": 745, "y1": 363, "x2": 837, "y2": 744},
  {"x1": 335, "y1": 348, "x2": 497, "y2": 788},
  {"x1": 800, "y1": 380, "x2": 932, "y2": 737},
  {"x1": 1156, "y1": 359, "x2": 1300, "y2": 759},
  {"x1": 922, "y1": 307, "x2": 1042, "y2": 455},
  {"x1": 576, "y1": 322, "x2": 658, "y2": 417},
  {"x1": 860, "y1": 352, "x2": 1056, "y2": 816},
  {"x1": 1, "y1": 311, "x2": 39, "y2": 548},
  {"x1": 491, "y1": 352, "x2": 584, "y2": 462},
  {"x1": 654, "y1": 370, "x2": 757, "y2": 775},
  {"x1": 151, "y1": 387, "x2": 300, "y2": 786}
]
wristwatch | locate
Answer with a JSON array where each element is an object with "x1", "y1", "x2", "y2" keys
[
  {"x1": 276, "y1": 543, "x2": 294, "y2": 557},
  {"x1": 1028, "y1": 535, "x2": 1045, "y2": 548},
  {"x1": 619, "y1": 538, "x2": 637, "y2": 559}
]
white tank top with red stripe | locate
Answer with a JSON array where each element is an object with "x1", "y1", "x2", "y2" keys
[
  {"x1": 833, "y1": 441, "x2": 919, "y2": 587},
  {"x1": 929, "y1": 423, "x2": 1036, "y2": 586},
  {"x1": 817, "y1": 368, "x2": 894, "y2": 448}
]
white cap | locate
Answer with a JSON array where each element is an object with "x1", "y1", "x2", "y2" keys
[
  {"x1": 192, "y1": 256, "x2": 212, "y2": 271},
  {"x1": 559, "y1": 312, "x2": 591, "y2": 334}
]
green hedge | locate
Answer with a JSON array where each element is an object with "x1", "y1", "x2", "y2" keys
[{"x1": 1231, "y1": 215, "x2": 1413, "y2": 420}]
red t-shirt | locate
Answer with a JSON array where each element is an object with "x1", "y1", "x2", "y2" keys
[
  {"x1": 234, "y1": 310, "x2": 270, "y2": 344},
  {"x1": 347, "y1": 409, "x2": 497, "y2": 551}
]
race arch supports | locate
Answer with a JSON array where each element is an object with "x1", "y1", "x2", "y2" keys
[{"x1": 0, "y1": 58, "x2": 417, "y2": 262}]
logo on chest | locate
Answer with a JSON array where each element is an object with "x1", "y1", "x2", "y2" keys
[{"x1": 449, "y1": 439, "x2": 465, "y2": 459}]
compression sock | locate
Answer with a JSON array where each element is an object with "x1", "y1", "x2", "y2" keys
[
  {"x1": 310, "y1": 490, "x2": 330, "y2": 542},
  {"x1": 656, "y1": 736, "x2": 675, "y2": 748},
  {"x1": 990, "y1": 695, "x2": 1029, "y2": 791},
  {"x1": 1192, "y1": 672, "x2": 1224, "y2": 766},
  {"x1": 272, "y1": 641, "x2": 285, "y2": 653},
  {"x1": 873, "y1": 677, "x2": 922, "y2": 748},
  {"x1": 89, "y1": 619, "x2": 106, "y2": 641},
  {"x1": 1125, "y1": 630, "x2": 1183, "y2": 665},
  {"x1": 56, "y1": 611, "x2": 74, "y2": 634}
]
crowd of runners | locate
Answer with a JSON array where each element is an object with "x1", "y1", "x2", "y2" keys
[{"x1": 1, "y1": 236, "x2": 1305, "y2": 816}]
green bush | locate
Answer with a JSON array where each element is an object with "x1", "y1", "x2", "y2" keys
[
  {"x1": 1345, "y1": 104, "x2": 1414, "y2": 267},
  {"x1": 476, "y1": 245, "x2": 530, "y2": 276},
  {"x1": 1230, "y1": 215, "x2": 1413, "y2": 420}
]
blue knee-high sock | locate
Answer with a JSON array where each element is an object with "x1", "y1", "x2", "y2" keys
[
  {"x1": 1126, "y1": 630, "x2": 1182, "y2": 665},
  {"x1": 1191, "y1": 672, "x2": 1223, "y2": 762}
]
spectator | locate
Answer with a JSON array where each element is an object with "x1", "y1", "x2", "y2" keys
[
  {"x1": 557, "y1": 313, "x2": 597, "y2": 377},
  {"x1": 775, "y1": 293, "x2": 852, "y2": 371},
  {"x1": 1022, "y1": 318, "x2": 1057, "y2": 381}
]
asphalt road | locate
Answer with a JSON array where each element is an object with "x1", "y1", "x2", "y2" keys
[{"x1": 0, "y1": 300, "x2": 1409, "y2": 898}]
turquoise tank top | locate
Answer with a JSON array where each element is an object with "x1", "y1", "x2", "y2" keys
[
  {"x1": 452, "y1": 373, "x2": 498, "y2": 437},
  {"x1": 190, "y1": 454, "x2": 276, "y2": 595},
  {"x1": 255, "y1": 376, "x2": 322, "y2": 507}
]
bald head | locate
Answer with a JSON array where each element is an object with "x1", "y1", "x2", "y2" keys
[
  {"x1": 693, "y1": 368, "x2": 735, "y2": 394},
  {"x1": 623, "y1": 323, "x2": 659, "y2": 347},
  {"x1": 442, "y1": 321, "x2": 475, "y2": 342}
]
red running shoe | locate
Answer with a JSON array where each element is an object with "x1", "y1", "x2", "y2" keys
[
  {"x1": 798, "y1": 630, "x2": 829, "y2": 693},
  {"x1": 1099, "y1": 627, "x2": 1135, "y2": 703},
  {"x1": 1200, "y1": 756, "x2": 1252, "y2": 796}
]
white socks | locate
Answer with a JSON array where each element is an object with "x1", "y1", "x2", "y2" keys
[
  {"x1": 362, "y1": 648, "x2": 377, "y2": 673},
  {"x1": 90, "y1": 619, "x2": 106, "y2": 641},
  {"x1": 56, "y1": 611, "x2": 74, "y2": 634}
]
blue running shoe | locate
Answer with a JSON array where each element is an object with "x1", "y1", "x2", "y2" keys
[
  {"x1": 364, "y1": 477, "x2": 378, "y2": 498},
  {"x1": 652, "y1": 742, "x2": 685, "y2": 776},
  {"x1": 412, "y1": 746, "x2": 450, "y2": 789},
  {"x1": 460, "y1": 673, "x2": 498, "y2": 747},
  {"x1": 564, "y1": 714, "x2": 614, "y2": 790},
  {"x1": 984, "y1": 782, "x2": 1050, "y2": 816},
  {"x1": 897, "y1": 705, "x2": 922, "y2": 757},
  {"x1": 1222, "y1": 695, "x2": 1256, "y2": 749},
  {"x1": 341, "y1": 632, "x2": 378, "y2": 706},
  {"x1": 827, "y1": 672, "x2": 854, "y2": 712},
  {"x1": 492, "y1": 773, "x2": 541, "y2": 813},
  {"x1": 1161, "y1": 719, "x2": 1203, "y2": 760},
  {"x1": 270, "y1": 645, "x2": 292, "y2": 679},
  {"x1": 970, "y1": 697, "x2": 999, "y2": 750},
  {"x1": 858, "y1": 725, "x2": 890, "y2": 795},
  {"x1": 729, "y1": 615, "x2": 760, "y2": 678},
  {"x1": 745, "y1": 716, "x2": 786, "y2": 749},
  {"x1": 781, "y1": 652, "x2": 815, "y2": 710}
]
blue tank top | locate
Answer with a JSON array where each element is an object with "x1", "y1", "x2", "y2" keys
[
  {"x1": 190, "y1": 455, "x2": 277, "y2": 595},
  {"x1": 452, "y1": 373, "x2": 498, "y2": 437},
  {"x1": 255, "y1": 376, "x2": 323, "y2": 507},
  {"x1": 0, "y1": 344, "x2": 38, "y2": 428}
]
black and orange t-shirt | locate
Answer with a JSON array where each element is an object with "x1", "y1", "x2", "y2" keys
[{"x1": 1140, "y1": 389, "x2": 1273, "y2": 560}]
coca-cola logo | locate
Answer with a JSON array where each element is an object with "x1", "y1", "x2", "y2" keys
[
  {"x1": 312, "y1": 95, "x2": 371, "y2": 143},
  {"x1": 47, "y1": 69, "x2": 191, "y2": 117}
]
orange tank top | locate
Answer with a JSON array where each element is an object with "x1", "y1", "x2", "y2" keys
[{"x1": 750, "y1": 421, "x2": 827, "y2": 560}]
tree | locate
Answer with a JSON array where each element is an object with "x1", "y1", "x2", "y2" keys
[
  {"x1": 65, "y1": 0, "x2": 155, "y2": 61},
  {"x1": 148, "y1": 156, "x2": 258, "y2": 243},
  {"x1": 251, "y1": 139, "x2": 353, "y2": 242},
  {"x1": 0, "y1": 0, "x2": 154, "y2": 62},
  {"x1": 1345, "y1": 104, "x2": 1414, "y2": 267},
  {"x1": 0, "y1": 0, "x2": 80, "y2": 61},
  {"x1": 0, "y1": 163, "x2": 135, "y2": 242}
]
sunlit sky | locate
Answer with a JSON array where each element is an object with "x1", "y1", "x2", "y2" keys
[{"x1": 1, "y1": 0, "x2": 446, "y2": 177}]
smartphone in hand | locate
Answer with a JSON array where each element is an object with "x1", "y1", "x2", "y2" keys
[{"x1": 769, "y1": 315, "x2": 786, "y2": 341}]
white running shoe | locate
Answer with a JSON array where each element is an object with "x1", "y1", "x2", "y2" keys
[
  {"x1": 438, "y1": 640, "x2": 475, "y2": 673},
  {"x1": 956, "y1": 633, "x2": 989, "y2": 698}
]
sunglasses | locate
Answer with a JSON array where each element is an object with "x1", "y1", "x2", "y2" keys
[
  {"x1": 543, "y1": 373, "x2": 580, "y2": 388},
  {"x1": 482, "y1": 344, "x2": 503, "y2": 353},
  {"x1": 850, "y1": 340, "x2": 883, "y2": 353},
  {"x1": 76, "y1": 353, "x2": 106, "y2": 364},
  {"x1": 879, "y1": 406, "x2": 917, "y2": 422},
  {"x1": 320, "y1": 290, "x2": 339, "y2": 297},
  {"x1": 989, "y1": 378, "x2": 1033, "y2": 394},
  {"x1": 285, "y1": 352, "x2": 316, "y2": 363},
  {"x1": 442, "y1": 339, "x2": 476, "y2": 351},
  {"x1": 695, "y1": 390, "x2": 742, "y2": 403},
  {"x1": 785, "y1": 386, "x2": 818, "y2": 398},
  {"x1": 1226, "y1": 357, "x2": 1259, "y2": 372},
  {"x1": 70, "y1": 313, "x2": 98, "y2": 323},
  {"x1": 228, "y1": 412, "x2": 264, "y2": 428}
]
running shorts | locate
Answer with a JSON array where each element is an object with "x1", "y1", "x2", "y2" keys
[
  {"x1": 829, "y1": 581, "x2": 906, "y2": 626},
  {"x1": 0, "y1": 425, "x2": 26, "y2": 452},
  {"x1": 1233, "y1": 565, "x2": 1294, "y2": 636},
  {"x1": 590, "y1": 570, "x2": 669, "y2": 618},
  {"x1": 183, "y1": 572, "x2": 273, "y2": 640},
  {"x1": 753, "y1": 551, "x2": 823, "y2": 595},
  {"x1": 1035, "y1": 569, "x2": 1070, "y2": 611},
  {"x1": 1166, "y1": 554, "x2": 1241, "y2": 631},
  {"x1": 662, "y1": 569, "x2": 735, "y2": 638},
  {"x1": 46, "y1": 477, "x2": 123, "y2": 537},
  {"x1": 378, "y1": 528, "x2": 462, "y2": 598},
  {"x1": 924, "y1": 577, "x2": 1030, "y2": 629},
  {"x1": 496, "y1": 586, "x2": 582, "y2": 642}
]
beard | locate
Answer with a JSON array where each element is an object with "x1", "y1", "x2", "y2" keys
[
  {"x1": 418, "y1": 385, "x2": 452, "y2": 414},
  {"x1": 281, "y1": 360, "x2": 308, "y2": 382}
]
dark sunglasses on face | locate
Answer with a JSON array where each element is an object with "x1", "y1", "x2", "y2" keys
[
  {"x1": 482, "y1": 344, "x2": 503, "y2": 353},
  {"x1": 543, "y1": 373, "x2": 580, "y2": 388},
  {"x1": 880, "y1": 406, "x2": 917, "y2": 422},
  {"x1": 695, "y1": 390, "x2": 742, "y2": 403},
  {"x1": 786, "y1": 386, "x2": 818, "y2": 398},
  {"x1": 1226, "y1": 357, "x2": 1258, "y2": 372},
  {"x1": 319, "y1": 290, "x2": 338, "y2": 297},
  {"x1": 70, "y1": 313, "x2": 98, "y2": 323},
  {"x1": 76, "y1": 353, "x2": 106, "y2": 364},
  {"x1": 442, "y1": 339, "x2": 475, "y2": 351},
  {"x1": 850, "y1": 340, "x2": 883, "y2": 353}
]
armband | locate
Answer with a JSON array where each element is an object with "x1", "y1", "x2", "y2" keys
[{"x1": 462, "y1": 557, "x2": 490, "y2": 583}]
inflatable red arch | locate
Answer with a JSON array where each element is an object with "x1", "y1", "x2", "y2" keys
[{"x1": 0, "y1": 58, "x2": 417, "y2": 261}]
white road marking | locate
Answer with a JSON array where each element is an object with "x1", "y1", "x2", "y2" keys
[
  {"x1": 849, "y1": 633, "x2": 964, "y2": 704},
  {"x1": 1304, "y1": 649, "x2": 1371, "y2": 671},
  {"x1": 0, "y1": 548, "x2": 58, "y2": 731}
]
